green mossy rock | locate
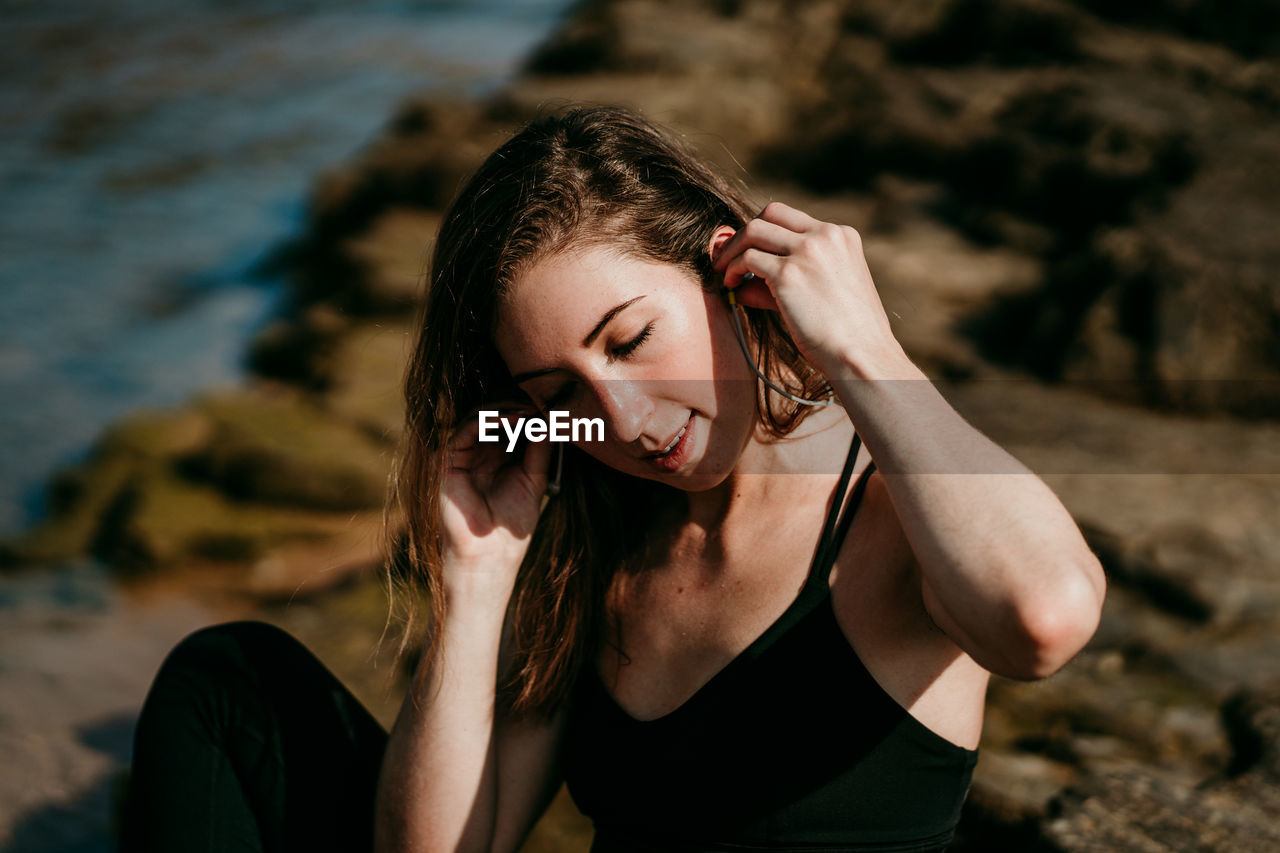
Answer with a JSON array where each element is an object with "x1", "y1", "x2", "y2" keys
[
  {"x1": 187, "y1": 390, "x2": 391, "y2": 512},
  {"x1": 325, "y1": 320, "x2": 412, "y2": 441},
  {"x1": 2, "y1": 389, "x2": 396, "y2": 571},
  {"x1": 0, "y1": 409, "x2": 214, "y2": 566},
  {"x1": 92, "y1": 467, "x2": 346, "y2": 573}
]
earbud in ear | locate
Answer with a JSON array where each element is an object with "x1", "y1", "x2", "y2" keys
[
  {"x1": 721, "y1": 272, "x2": 758, "y2": 307},
  {"x1": 721, "y1": 271, "x2": 834, "y2": 408}
]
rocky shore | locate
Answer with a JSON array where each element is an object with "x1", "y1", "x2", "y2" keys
[{"x1": 5, "y1": 0, "x2": 1280, "y2": 849}]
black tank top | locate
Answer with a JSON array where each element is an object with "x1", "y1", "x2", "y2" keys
[{"x1": 563, "y1": 433, "x2": 979, "y2": 852}]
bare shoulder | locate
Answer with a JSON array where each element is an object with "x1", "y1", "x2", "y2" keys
[{"x1": 828, "y1": 468, "x2": 990, "y2": 752}]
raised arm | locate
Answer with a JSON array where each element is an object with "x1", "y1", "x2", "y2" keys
[
  {"x1": 374, "y1": 571, "x2": 569, "y2": 853},
  {"x1": 711, "y1": 203, "x2": 1105, "y2": 681},
  {"x1": 374, "y1": 410, "x2": 566, "y2": 852},
  {"x1": 825, "y1": 353, "x2": 1105, "y2": 681}
]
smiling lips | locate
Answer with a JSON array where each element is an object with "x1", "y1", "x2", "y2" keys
[
  {"x1": 643, "y1": 413, "x2": 693, "y2": 467},
  {"x1": 659, "y1": 421, "x2": 688, "y2": 455}
]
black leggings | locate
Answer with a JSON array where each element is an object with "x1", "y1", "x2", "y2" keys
[{"x1": 118, "y1": 620, "x2": 389, "y2": 853}]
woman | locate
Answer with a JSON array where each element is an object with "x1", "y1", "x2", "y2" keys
[
  {"x1": 378, "y1": 105, "x2": 1106, "y2": 851},
  {"x1": 121, "y1": 105, "x2": 1105, "y2": 853}
]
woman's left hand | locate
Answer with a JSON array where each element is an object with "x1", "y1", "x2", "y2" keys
[{"x1": 711, "y1": 201, "x2": 904, "y2": 378}]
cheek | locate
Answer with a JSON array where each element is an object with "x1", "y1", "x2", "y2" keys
[
  {"x1": 662, "y1": 294, "x2": 726, "y2": 374},
  {"x1": 692, "y1": 290, "x2": 738, "y2": 362},
  {"x1": 702, "y1": 301, "x2": 762, "y2": 407},
  {"x1": 710, "y1": 300, "x2": 746, "y2": 360}
]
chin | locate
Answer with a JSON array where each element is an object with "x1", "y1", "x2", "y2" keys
[
  {"x1": 583, "y1": 415, "x2": 750, "y2": 489},
  {"x1": 635, "y1": 456, "x2": 739, "y2": 493}
]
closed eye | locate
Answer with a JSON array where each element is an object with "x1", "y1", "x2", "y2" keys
[
  {"x1": 611, "y1": 322, "x2": 654, "y2": 360},
  {"x1": 541, "y1": 322, "x2": 655, "y2": 408}
]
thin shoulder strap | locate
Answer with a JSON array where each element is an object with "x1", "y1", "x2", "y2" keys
[
  {"x1": 809, "y1": 434, "x2": 876, "y2": 586},
  {"x1": 820, "y1": 459, "x2": 876, "y2": 584},
  {"x1": 679, "y1": 432, "x2": 874, "y2": 680},
  {"x1": 808, "y1": 431, "x2": 861, "y2": 582}
]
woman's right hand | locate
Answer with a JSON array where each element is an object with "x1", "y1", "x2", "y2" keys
[{"x1": 438, "y1": 404, "x2": 555, "y2": 588}]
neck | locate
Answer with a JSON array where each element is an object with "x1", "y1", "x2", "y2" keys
[{"x1": 663, "y1": 403, "x2": 854, "y2": 539}]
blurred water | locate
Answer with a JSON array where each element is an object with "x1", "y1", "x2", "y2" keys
[
  {"x1": 0, "y1": 0, "x2": 574, "y2": 534},
  {"x1": 0, "y1": 4, "x2": 574, "y2": 850}
]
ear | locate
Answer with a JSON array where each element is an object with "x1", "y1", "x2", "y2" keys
[{"x1": 707, "y1": 225, "x2": 736, "y2": 262}]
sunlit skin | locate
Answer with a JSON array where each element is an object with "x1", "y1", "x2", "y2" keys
[
  {"x1": 486, "y1": 227, "x2": 993, "y2": 749},
  {"x1": 367, "y1": 86, "x2": 1113, "y2": 850},
  {"x1": 485, "y1": 197, "x2": 1103, "y2": 718},
  {"x1": 492, "y1": 238, "x2": 853, "y2": 530},
  {"x1": 372, "y1": 198, "x2": 1108, "y2": 853}
]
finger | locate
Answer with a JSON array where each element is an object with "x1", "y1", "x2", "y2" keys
[
  {"x1": 473, "y1": 437, "x2": 518, "y2": 491},
  {"x1": 449, "y1": 442, "x2": 501, "y2": 482},
  {"x1": 731, "y1": 275, "x2": 777, "y2": 311},
  {"x1": 446, "y1": 416, "x2": 485, "y2": 455},
  {"x1": 712, "y1": 218, "x2": 800, "y2": 272},
  {"x1": 449, "y1": 405, "x2": 537, "y2": 451},
  {"x1": 448, "y1": 441, "x2": 505, "y2": 474},
  {"x1": 448, "y1": 421, "x2": 504, "y2": 458},
  {"x1": 757, "y1": 201, "x2": 821, "y2": 232},
  {"x1": 521, "y1": 433, "x2": 555, "y2": 490},
  {"x1": 447, "y1": 419, "x2": 513, "y2": 474},
  {"x1": 722, "y1": 248, "x2": 784, "y2": 297}
]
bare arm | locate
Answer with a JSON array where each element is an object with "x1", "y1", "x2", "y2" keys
[
  {"x1": 710, "y1": 202, "x2": 1105, "y2": 681},
  {"x1": 373, "y1": 571, "x2": 568, "y2": 853},
  {"x1": 829, "y1": 348, "x2": 1106, "y2": 681},
  {"x1": 374, "y1": 407, "x2": 565, "y2": 852}
]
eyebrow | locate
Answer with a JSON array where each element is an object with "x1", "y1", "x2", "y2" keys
[{"x1": 509, "y1": 295, "x2": 647, "y2": 384}]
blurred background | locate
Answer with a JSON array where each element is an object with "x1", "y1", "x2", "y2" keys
[{"x1": 2, "y1": 0, "x2": 1279, "y2": 850}]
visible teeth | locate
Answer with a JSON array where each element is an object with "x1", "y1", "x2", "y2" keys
[{"x1": 662, "y1": 423, "x2": 688, "y2": 454}]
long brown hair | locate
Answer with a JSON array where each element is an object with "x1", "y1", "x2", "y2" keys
[{"x1": 387, "y1": 104, "x2": 832, "y2": 722}]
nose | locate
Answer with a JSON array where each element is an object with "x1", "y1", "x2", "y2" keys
[{"x1": 585, "y1": 377, "x2": 652, "y2": 446}]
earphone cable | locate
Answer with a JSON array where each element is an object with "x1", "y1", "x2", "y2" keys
[{"x1": 725, "y1": 284, "x2": 834, "y2": 408}]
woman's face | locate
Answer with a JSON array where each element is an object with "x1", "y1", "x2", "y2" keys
[{"x1": 493, "y1": 237, "x2": 758, "y2": 490}]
